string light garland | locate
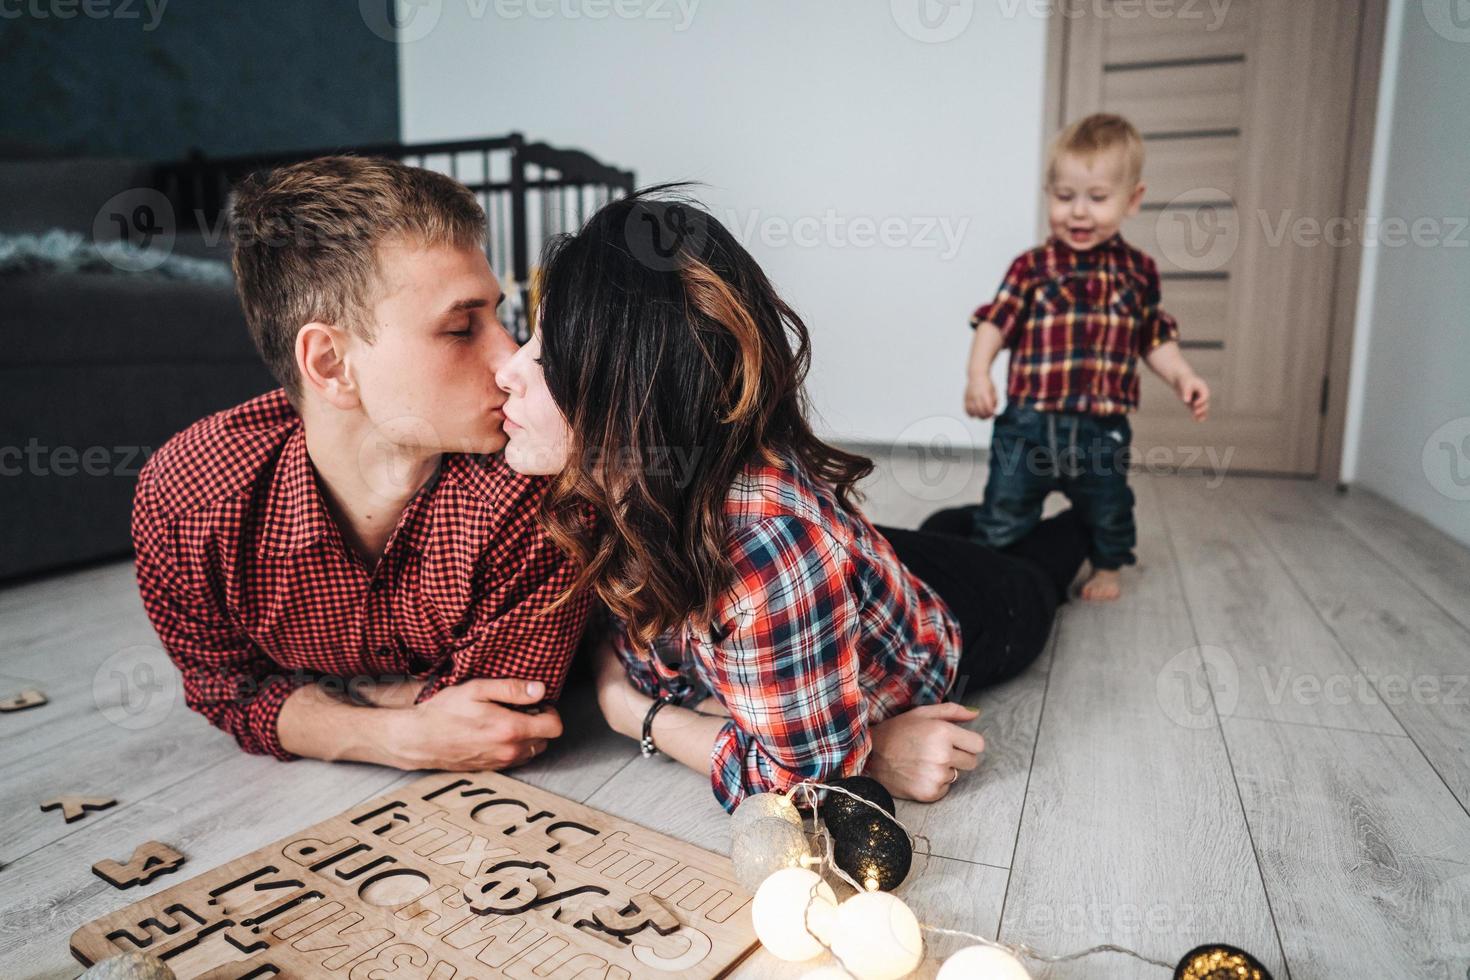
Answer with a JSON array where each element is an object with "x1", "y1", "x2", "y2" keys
[{"x1": 735, "y1": 780, "x2": 1277, "y2": 979}]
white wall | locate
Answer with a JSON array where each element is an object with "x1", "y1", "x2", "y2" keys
[
  {"x1": 398, "y1": 0, "x2": 1049, "y2": 448},
  {"x1": 1345, "y1": 1, "x2": 1470, "y2": 547}
]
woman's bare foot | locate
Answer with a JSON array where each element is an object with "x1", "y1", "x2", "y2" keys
[{"x1": 1081, "y1": 568, "x2": 1122, "y2": 601}]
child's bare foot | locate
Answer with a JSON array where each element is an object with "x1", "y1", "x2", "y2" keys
[{"x1": 1081, "y1": 568, "x2": 1122, "y2": 601}]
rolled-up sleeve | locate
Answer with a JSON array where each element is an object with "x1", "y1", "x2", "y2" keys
[
  {"x1": 131, "y1": 489, "x2": 313, "y2": 760},
  {"x1": 1137, "y1": 262, "x2": 1180, "y2": 354},
  {"x1": 607, "y1": 618, "x2": 665, "y2": 699},
  {"x1": 704, "y1": 515, "x2": 870, "y2": 813},
  {"x1": 971, "y1": 252, "x2": 1036, "y2": 345}
]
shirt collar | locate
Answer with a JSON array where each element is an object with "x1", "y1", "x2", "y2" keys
[
  {"x1": 257, "y1": 427, "x2": 446, "y2": 559},
  {"x1": 258, "y1": 427, "x2": 334, "y2": 556}
]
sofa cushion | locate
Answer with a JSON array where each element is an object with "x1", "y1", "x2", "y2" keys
[
  {"x1": 0, "y1": 272, "x2": 260, "y2": 367},
  {"x1": 0, "y1": 158, "x2": 154, "y2": 236}
]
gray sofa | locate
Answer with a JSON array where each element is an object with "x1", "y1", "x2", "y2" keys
[{"x1": 1, "y1": 156, "x2": 275, "y2": 580}]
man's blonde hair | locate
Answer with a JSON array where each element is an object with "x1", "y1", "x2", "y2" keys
[
  {"x1": 1046, "y1": 113, "x2": 1145, "y2": 187},
  {"x1": 229, "y1": 155, "x2": 487, "y2": 398}
]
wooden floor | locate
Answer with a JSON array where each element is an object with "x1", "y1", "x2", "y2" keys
[{"x1": 3, "y1": 455, "x2": 1469, "y2": 979}]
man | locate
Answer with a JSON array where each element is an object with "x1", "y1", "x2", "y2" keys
[{"x1": 132, "y1": 155, "x2": 586, "y2": 769}]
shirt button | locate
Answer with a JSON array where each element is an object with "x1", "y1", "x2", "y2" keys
[
  {"x1": 372, "y1": 579, "x2": 388, "y2": 593},
  {"x1": 374, "y1": 645, "x2": 394, "y2": 658},
  {"x1": 450, "y1": 619, "x2": 469, "y2": 639}
]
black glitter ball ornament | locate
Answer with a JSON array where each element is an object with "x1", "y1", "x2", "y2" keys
[
  {"x1": 1173, "y1": 944, "x2": 1274, "y2": 980},
  {"x1": 818, "y1": 776, "x2": 896, "y2": 836},
  {"x1": 830, "y1": 811, "x2": 913, "y2": 892}
]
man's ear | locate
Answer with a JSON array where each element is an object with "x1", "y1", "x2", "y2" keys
[
  {"x1": 296, "y1": 322, "x2": 361, "y2": 410},
  {"x1": 1126, "y1": 181, "x2": 1147, "y2": 217}
]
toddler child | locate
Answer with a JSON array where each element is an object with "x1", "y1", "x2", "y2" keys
[{"x1": 949, "y1": 113, "x2": 1209, "y2": 601}]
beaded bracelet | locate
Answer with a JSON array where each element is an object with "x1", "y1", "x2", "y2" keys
[{"x1": 639, "y1": 692, "x2": 683, "y2": 757}]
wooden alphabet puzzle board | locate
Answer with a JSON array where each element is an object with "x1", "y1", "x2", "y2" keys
[{"x1": 71, "y1": 772, "x2": 758, "y2": 979}]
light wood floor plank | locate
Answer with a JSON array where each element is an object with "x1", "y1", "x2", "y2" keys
[
  {"x1": 1223, "y1": 714, "x2": 1470, "y2": 977},
  {"x1": 896, "y1": 638, "x2": 1052, "y2": 870},
  {"x1": 1226, "y1": 478, "x2": 1470, "y2": 814},
  {"x1": 1312, "y1": 483, "x2": 1470, "y2": 634},
  {"x1": 996, "y1": 474, "x2": 1284, "y2": 977},
  {"x1": 1154, "y1": 476, "x2": 1404, "y2": 734}
]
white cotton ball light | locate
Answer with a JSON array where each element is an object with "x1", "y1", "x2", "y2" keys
[
  {"x1": 936, "y1": 944, "x2": 1033, "y2": 979},
  {"x1": 731, "y1": 815, "x2": 813, "y2": 892},
  {"x1": 828, "y1": 891, "x2": 924, "y2": 980},
  {"x1": 732, "y1": 791, "x2": 804, "y2": 837},
  {"x1": 752, "y1": 867, "x2": 838, "y2": 962}
]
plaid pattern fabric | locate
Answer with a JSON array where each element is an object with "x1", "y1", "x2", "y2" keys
[
  {"x1": 610, "y1": 455, "x2": 962, "y2": 813},
  {"x1": 971, "y1": 234, "x2": 1179, "y2": 415},
  {"x1": 131, "y1": 390, "x2": 590, "y2": 760}
]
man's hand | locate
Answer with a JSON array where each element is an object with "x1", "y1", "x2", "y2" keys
[
  {"x1": 964, "y1": 374, "x2": 999, "y2": 420},
  {"x1": 865, "y1": 702, "x2": 985, "y2": 803},
  {"x1": 1175, "y1": 374, "x2": 1210, "y2": 422},
  {"x1": 384, "y1": 678, "x2": 562, "y2": 771}
]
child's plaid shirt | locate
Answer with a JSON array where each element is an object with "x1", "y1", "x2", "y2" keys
[
  {"x1": 972, "y1": 234, "x2": 1180, "y2": 415},
  {"x1": 609, "y1": 455, "x2": 962, "y2": 813}
]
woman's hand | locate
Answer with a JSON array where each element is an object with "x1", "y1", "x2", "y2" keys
[{"x1": 865, "y1": 702, "x2": 986, "y2": 803}]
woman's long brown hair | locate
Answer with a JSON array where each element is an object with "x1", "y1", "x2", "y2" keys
[{"x1": 535, "y1": 186, "x2": 873, "y2": 649}]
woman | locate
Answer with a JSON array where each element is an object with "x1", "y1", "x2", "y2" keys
[{"x1": 494, "y1": 189, "x2": 1088, "y2": 812}]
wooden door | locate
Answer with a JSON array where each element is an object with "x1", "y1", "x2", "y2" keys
[{"x1": 1053, "y1": 0, "x2": 1374, "y2": 474}]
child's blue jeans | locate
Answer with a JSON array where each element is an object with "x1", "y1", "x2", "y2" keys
[{"x1": 975, "y1": 403, "x2": 1137, "y2": 570}]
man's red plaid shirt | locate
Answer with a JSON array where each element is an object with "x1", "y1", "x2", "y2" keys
[{"x1": 131, "y1": 390, "x2": 590, "y2": 760}]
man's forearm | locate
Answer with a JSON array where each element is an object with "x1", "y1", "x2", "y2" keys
[{"x1": 276, "y1": 682, "x2": 406, "y2": 766}]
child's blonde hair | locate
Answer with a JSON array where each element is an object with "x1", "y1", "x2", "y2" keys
[{"x1": 1046, "y1": 113, "x2": 1145, "y2": 188}]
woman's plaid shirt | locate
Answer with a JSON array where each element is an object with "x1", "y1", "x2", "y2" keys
[{"x1": 611, "y1": 455, "x2": 962, "y2": 812}]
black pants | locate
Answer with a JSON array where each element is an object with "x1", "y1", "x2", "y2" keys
[{"x1": 876, "y1": 509, "x2": 1088, "y2": 699}]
